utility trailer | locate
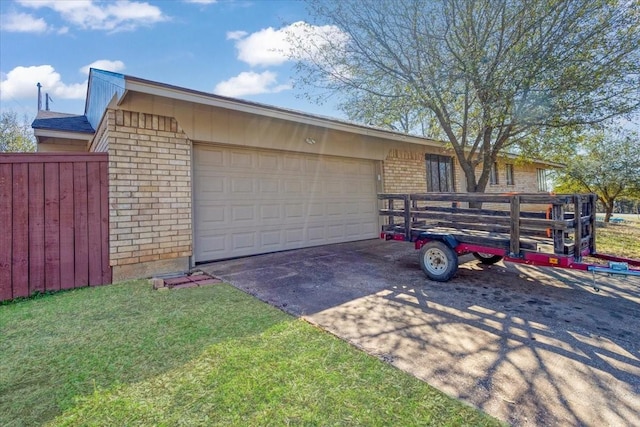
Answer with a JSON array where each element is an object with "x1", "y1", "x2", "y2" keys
[{"x1": 378, "y1": 192, "x2": 640, "y2": 290}]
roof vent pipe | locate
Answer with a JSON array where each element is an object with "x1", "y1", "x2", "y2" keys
[{"x1": 37, "y1": 82, "x2": 42, "y2": 111}]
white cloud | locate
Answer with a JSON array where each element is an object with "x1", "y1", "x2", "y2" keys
[
  {"x1": 214, "y1": 71, "x2": 291, "y2": 97},
  {"x1": 0, "y1": 12, "x2": 48, "y2": 33},
  {"x1": 0, "y1": 65, "x2": 86, "y2": 101},
  {"x1": 226, "y1": 30, "x2": 247, "y2": 41},
  {"x1": 80, "y1": 60, "x2": 125, "y2": 75},
  {"x1": 231, "y1": 21, "x2": 347, "y2": 67},
  {"x1": 16, "y1": 0, "x2": 168, "y2": 32},
  {"x1": 184, "y1": 0, "x2": 217, "y2": 4}
]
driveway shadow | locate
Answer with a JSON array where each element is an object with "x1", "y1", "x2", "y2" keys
[{"x1": 201, "y1": 239, "x2": 640, "y2": 426}]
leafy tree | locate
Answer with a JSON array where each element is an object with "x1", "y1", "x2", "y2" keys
[
  {"x1": 553, "y1": 130, "x2": 640, "y2": 222},
  {"x1": 0, "y1": 111, "x2": 36, "y2": 152},
  {"x1": 292, "y1": 0, "x2": 640, "y2": 203}
]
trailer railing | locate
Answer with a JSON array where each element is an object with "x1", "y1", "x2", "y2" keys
[{"x1": 378, "y1": 192, "x2": 598, "y2": 260}]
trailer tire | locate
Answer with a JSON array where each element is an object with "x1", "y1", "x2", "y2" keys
[
  {"x1": 472, "y1": 252, "x2": 504, "y2": 265},
  {"x1": 419, "y1": 241, "x2": 458, "y2": 282}
]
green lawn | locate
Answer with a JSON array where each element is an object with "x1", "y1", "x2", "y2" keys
[
  {"x1": 596, "y1": 215, "x2": 640, "y2": 259},
  {"x1": 0, "y1": 281, "x2": 502, "y2": 427}
]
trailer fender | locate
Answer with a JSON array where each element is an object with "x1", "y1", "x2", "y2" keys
[{"x1": 417, "y1": 232, "x2": 459, "y2": 250}]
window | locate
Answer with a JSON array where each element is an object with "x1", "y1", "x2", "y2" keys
[
  {"x1": 537, "y1": 168, "x2": 548, "y2": 192},
  {"x1": 506, "y1": 164, "x2": 514, "y2": 185},
  {"x1": 426, "y1": 154, "x2": 455, "y2": 192},
  {"x1": 489, "y1": 162, "x2": 499, "y2": 185}
]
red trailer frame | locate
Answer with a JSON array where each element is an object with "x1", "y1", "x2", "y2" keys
[{"x1": 378, "y1": 192, "x2": 640, "y2": 291}]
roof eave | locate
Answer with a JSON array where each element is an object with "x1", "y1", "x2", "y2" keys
[
  {"x1": 122, "y1": 76, "x2": 444, "y2": 148},
  {"x1": 34, "y1": 128, "x2": 93, "y2": 142}
]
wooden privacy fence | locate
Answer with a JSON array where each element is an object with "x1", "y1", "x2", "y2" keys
[{"x1": 0, "y1": 153, "x2": 111, "y2": 301}]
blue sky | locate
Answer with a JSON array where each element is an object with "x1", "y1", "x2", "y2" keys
[{"x1": 0, "y1": 0, "x2": 342, "y2": 121}]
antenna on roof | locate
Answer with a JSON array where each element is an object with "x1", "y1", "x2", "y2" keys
[
  {"x1": 37, "y1": 82, "x2": 42, "y2": 111},
  {"x1": 45, "y1": 93, "x2": 53, "y2": 111}
]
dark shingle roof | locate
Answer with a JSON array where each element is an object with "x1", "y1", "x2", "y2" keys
[{"x1": 32, "y1": 111, "x2": 94, "y2": 134}]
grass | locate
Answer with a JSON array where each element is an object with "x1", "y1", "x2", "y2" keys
[
  {"x1": 596, "y1": 215, "x2": 640, "y2": 259},
  {"x1": 0, "y1": 281, "x2": 502, "y2": 427}
]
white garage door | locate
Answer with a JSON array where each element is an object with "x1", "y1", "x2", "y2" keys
[{"x1": 193, "y1": 144, "x2": 379, "y2": 262}]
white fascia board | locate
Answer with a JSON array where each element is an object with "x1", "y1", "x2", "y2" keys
[{"x1": 34, "y1": 128, "x2": 93, "y2": 141}]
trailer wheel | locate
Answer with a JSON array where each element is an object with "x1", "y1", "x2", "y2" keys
[
  {"x1": 472, "y1": 252, "x2": 504, "y2": 265},
  {"x1": 419, "y1": 241, "x2": 458, "y2": 282}
]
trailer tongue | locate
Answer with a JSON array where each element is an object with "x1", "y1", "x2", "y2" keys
[{"x1": 378, "y1": 192, "x2": 640, "y2": 291}]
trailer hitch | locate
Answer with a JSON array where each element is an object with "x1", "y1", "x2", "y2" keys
[{"x1": 588, "y1": 262, "x2": 640, "y2": 292}]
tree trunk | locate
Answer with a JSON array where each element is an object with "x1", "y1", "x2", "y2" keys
[
  {"x1": 464, "y1": 166, "x2": 488, "y2": 209},
  {"x1": 603, "y1": 201, "x2": 614, "y2": 223}
]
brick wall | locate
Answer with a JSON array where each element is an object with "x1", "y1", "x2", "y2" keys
[
  {"x1": 482, "y1": 161, "x2": 542, "y2": 194},
  {"x1": 106, "y1": 109, "x2": 192, "y2": 281},
  {"x1": 383, "y1": 148, "x2": 548, "y2": 212},
  {"x1": 383, "y1": 148, "x2": 544, "y2": 195}
]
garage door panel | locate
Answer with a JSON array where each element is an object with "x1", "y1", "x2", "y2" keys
[
  {"x1": 261, "y1": 230, "x2": 282, "y2": 247},
  {"x1": 198, "y1": 205, "x2": 226, "y2": 224},
  {"x1": 283, "y1": 156, "x2": 302, "y2": 171},
  {"x1": 308, "y1": 203, "x2": 324, "y2": 217},
  {"x1": 327, "y1": 202, "x2": 344, "y2": 216},
  {"x1": 194, "y1": 145, "x2": 378, "y2": 262},
  {"x1": 198, "y1": 234, "x2": 227, "y2": 259},
  {"x1": 285, "y1": 228, "x2": 305, "y2": 244},
  {"x1": 197, "y1": 147, "x2": 224, "y2": 166},
  {"x1": 232, "y1": 232, "x2": 256, "y2": 251},
  {"x1": 258, "y1": 153, "x2": 279, "y2": 169},
  {"x1": 230, "y1": 151, "x2": 253, "y2": 168},
  {"x1": 231, "y1": 205, "x2": 255, "y2": 222},
  {"x1": 260, "y1": 204, "x2": 281, "y2": 220},
  {"x1": 259, "y1": 179, "x2": 279, "y2": 193},
  {"x1": 195, "y1": 175, "x2": 225, "y2": 195},
  {"x1": 284, "y1": 180, "x2": 303, "y2": 194},
  {"x1": 285, "y1": 203, "x2": 304, "y2": 219}
]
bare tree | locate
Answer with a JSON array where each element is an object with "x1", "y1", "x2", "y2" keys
[{"x1": 292, "y1": 0, "x2": 640, "y2": 202}]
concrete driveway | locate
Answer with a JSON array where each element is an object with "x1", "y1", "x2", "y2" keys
[{"x1": 200, "y1": 239, "x2": 640, "y2": 426}]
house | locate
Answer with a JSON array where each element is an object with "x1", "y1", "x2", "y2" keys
[{"x1": 32, "y1": 69, "x2": 555, "y2": 282}]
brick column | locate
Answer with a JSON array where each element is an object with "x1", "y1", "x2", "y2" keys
[{"x1": 107, "y1": 109, "x2": 192, "y2": 281}]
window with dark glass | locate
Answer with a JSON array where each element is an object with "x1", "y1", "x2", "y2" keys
[
  {"x1": 537, "y1": 168, "x2": 548, "y2": 192},
  {"x1": 506, "y1": 164, "x2": 514, "y2": 185},
  {"x1": 489, "y1": 162, "x2": 499, "y2": 185},
  {"x1": 425, "y1": 154, "x2": 455, "y2": 192}
]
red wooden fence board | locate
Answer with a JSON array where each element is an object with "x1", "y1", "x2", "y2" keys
[
  {"x1": 87, "y1": 162, "x2": 102, "y2": 286},
  {"x1": 44, "y1": 163, "x2": 61, "y2": 292},
  {"x1": 28, "y1": 163, "x2": 46, "y2": 294},
  {"x1": 59, "y1": 163, "x2": 76, "y2": 290},
  {"x1": 12, "y1": 163, "x2": 29, "y2": 298},
  {"x1": 0, "y1": 164, "x2": 13, "y2": 301},
  {"x1": 0, "y1": 153, "x2": 107, "y2": 163},
  {"x1": 0, "y1": 153, "x2": 110, "y2": 301},
  {"x1": 100, "y1": 161, "x2": 111, "y2": 284},
  {"x1": 73, "y1": 162, "x2": 89, "y2": 288}
]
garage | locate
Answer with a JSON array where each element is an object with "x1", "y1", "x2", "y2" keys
[{"x1": 193, "y1": 144, "x2": 379, "y2": 262}]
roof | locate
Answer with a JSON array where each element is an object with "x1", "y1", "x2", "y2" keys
[{"x1": 32, "y1": 111, "x2": 95, "y2": 134}]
